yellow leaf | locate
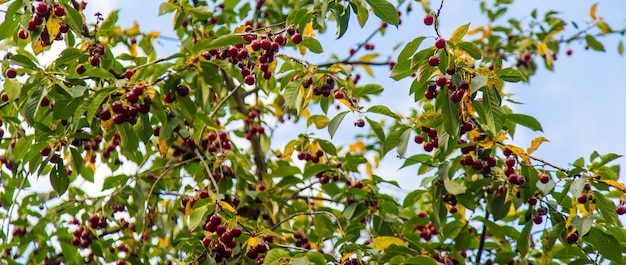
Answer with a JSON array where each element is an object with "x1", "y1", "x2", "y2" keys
[
  {"x1": 101, "y1": 118, "x2": 114, "y2": 132},
  {"x1": 597, "y1": 22, "x2": 610, "y2": 35},
  {"x1": 158, "y1": 138, "x2": 169, "y2": 157},
  {"x1": 461, "y1": 91, "x2": 475, "y2": 119},
  {"x1": 303, "y1": 22, "x2": 315, "y2": 37},
  {"x1": 526, "y1": 136, "x2": 549, "y2": 154},
  {"x1": 158, "y1": 237, "x2": 169, "y2": 248},
  {"x1": 365, "y1": 161, "x2": 373, "y2": 179},
  {"x1": 340, "y1": 253, "x2": 353, "y2": 262},
  {"x1": 124, "y1": 21, "x2": 141, "y2": 36},
  {"x1": 145, "y1": 31, "x2": 160, "y2": 42},
  {"x1": 590, "y1": 3, "x2": 598, "y2": 20},
  {"x1": 129, "y1": 43, "x2": 137, "y2": 57},
  {"x1": 349, "y1": 141, "x2": 366, "y2": 154},
  {"x1": 372, "y1": 236, "x2": 406, "y2": 251},
  {"x1": 184, "y1": 200, "x2": 192, "y2": 215},
  {"x1": 598, "y1": 180, "x2": 626, "y2": 192},
  {"x1": 504, "y1": 144, "x2": 531, "y2": 166},
  {"x1": 298, "y1": 44, "x2": 307, "y2": 56},
  {"x1": 88, "y1": 160, "x2": 96, "y2": 172},
  {"x1": 358, "y1": 53, "x2": 379, "y2": 62},
  {"x1": 218, "y1": 200, "x2": 236, "y2": 213},
  {"x1": 31, "y1": 40, "x2": 44, "y2": 55},
  {"x1": 313, "y1": 191, "x2": 324, "y2": 206},
  {"x1": 361, "y1": 64, "x2": 374, "y2": 77},
  {"x1": 467, "y1": 26, "x2": 483, "y2": 35},
  {"x1": 300, "y1": 108, "x2": 310, "y2": 119},
  {"x1": 537, "y1": 42, "x2": 547, "y2": 56},
  {"x1": 234, "y1": 25, "x2": 250, "y2": 33},
  {"x1": 336, "y1": 99, "x2": 356, "y2": 111},
  {"x1": 47, "y1": 16, "x2": 61, "y2": 42},
  {"x1": 246, "y1": 236, "x2": 260, "y2": 250}
]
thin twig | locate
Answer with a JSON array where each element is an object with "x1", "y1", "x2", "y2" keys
[
  {"x1": 194, "y1": 149, "x2": 220, "y2": 195},
  {"x1": 529, "y1": 155, "x2": 569, "y2": 174},
  {"x1": 475, "y1": 210, "x2": 489, "y2": 264},
  {"x1": 434, "y1": 0, "x2": 446, "y2": 38}
]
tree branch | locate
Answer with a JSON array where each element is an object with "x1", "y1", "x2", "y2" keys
[{"x1": 317, "y1": 60, "x2": 390, "y2": 68}]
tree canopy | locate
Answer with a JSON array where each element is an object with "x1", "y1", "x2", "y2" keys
[{"x1": 0, "y1": 0, "x2": 625, "y2": 265}]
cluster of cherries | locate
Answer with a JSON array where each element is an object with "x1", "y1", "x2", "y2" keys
[
  {"x1": 442, "y1": 193, "x2": 459, "y2": 214},
  {"x1": 202, "y1": 214, "x2": 247, "y2": 261},
  {"x1": 98, "y1": 84, "x2": 151, "y2": 126},
  {"x1": 101, "y1": 132, "x2": 121, "y2": 160},
  {"x1": 502, "y1": 155, "x2": 526, "y2": 186},
  {"x1": 71, "y1": 226, "x2": 92, "y2": 249},
  {"x1": 292, "y1": 230, "x2": 312, "y2": 249},
  {"x1": 18, "y1": 2, "x2": 69, "y2": 46},
  {"x1": 297, "y1": 149, "x2": 325, "y2": 164},
  {"x1": 246, "y1": 234, "x2": 273, "y2": 264},
  {"x1": 415, "y1": 212, "x2": 438, "y2": 241},
  {"x1": 414, "y1": 126, "x2": 439, "y2": 152},
  {"x1": 315, "y1": 170, "x2": 341, "y2": 184},
  {"x1": 244, "y1": 109, "x2": 265, "y2": 141},
  {"x1": 200, "y1": 25, "x2": 302, "y2": 87}
]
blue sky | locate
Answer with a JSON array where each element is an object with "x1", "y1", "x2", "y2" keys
[{"x1": 30, "y1": 0, "x2": 626, "y2": 194}]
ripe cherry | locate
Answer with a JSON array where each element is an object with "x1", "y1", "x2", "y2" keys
[
  {"x1": 538, "y1": 173, "x2": 549, "y2": 184},
  {"x1": 54, "y1": 5, "x2": 66, "y2": 16},
  {"x1": 435, "y1": 38, "x2": 446, "y2": 49},
  {"x1": 18, "y1": 29, "x2": 28, "y2": 39},
  {"x1": 176, "y1": 85, "x2": 190, "y2": 97},
  {"x1": 291, "y1": 33, "x2": 303, "y2": 44},
  {"x1": 423, "y1": 14, "x2": 434, "y2": 26},
  {"x1": 5, "y1": 68, "x2": 17, "y2": 78},
  {"x1": 428, "y1": 56, "x2": 440, "y2": 66},
  {"x1": 616, "y1": 206, "x2": 625, "y2": 215},
  {"x1": 354, "y1": 119, "x2": 365, "y2": 127},
  {"x1": 333, "y1": 90, "x2": 344, "y2": 99}
]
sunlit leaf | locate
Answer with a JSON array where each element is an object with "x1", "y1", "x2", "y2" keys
[
  {"x1": 527, "y1": 136, "x2": 549, "y2": 154},
  {"x1": 372, "y1": 236, "x2": 406, "y2": 250}
]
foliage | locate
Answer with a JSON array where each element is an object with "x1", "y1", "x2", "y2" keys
[{"x1": 0, "y1": 0, "x2": 625, "y2": 265}]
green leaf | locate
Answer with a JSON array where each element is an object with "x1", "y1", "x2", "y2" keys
[
  {"x1": 444, "y1": 178, "x2": 466, "y2": 195},
  {"x1": 497, "y1": 68, "x2": 527, "y2": 82},
  {"x1": 50, "y1": 162, "x2": 69, "y2": 195},
  {"x1": 9, "y1": 54, "x2": 38, "y2": 69},
  {"x1": 354, "y1": 2, "x2": 369, "y2": 27},
  {"x1": 354, "y1": 83, "x2": 384, "y2": 97},
  {"x1": 316, "y1": 139, "x2": 337, "y2": 156},
  {"x1": 158, "y1": 2, "x2": 178, "y2": 15},
  {"x1": 307, "y1": 115, "x2": 330, "y2": 129},
  {"x1": 400, "y1": 154, "x2": 432, "y2": 169},
  {"x1": 365, "y1": 117, "x2": 385, "y2": 142},
  {"x1": 335, "y1": 4, "x2": 350, "y2": 39},
  {"x1": 301, "y1": 37, "x2": 324, "y2": 53},
  {"x1": 383, "y1": 126, "x2": 411, "y2": 156},
  {"x1": 518, "y1": 222, "x2": 531, "y2": 256},
  {"x1": 61, "y1": 2, "x2": 84, "y2": 34},
  {"x1": 192, "y1": 35, "x2": 245, "y2": 53},
  {"x1": 404, "y1": 256, "x2": 439, "y2": 265},
  {"x1": 272, "y1": 166, "x2": 301, "y2": 178},
  {"x1": 84, "y1": 68, "x2": 116, "y2": 79},
  {"x1": 189, "y1": 6, "x2": 213, "y2": 19},
  {"x1": 438, "y1": 89, "x2": 461, "y2": 138},
  {"x1": 594, "y1": 192, "x2": 620, "y2": 226},
  {"x1": 366, "y1": 105, "x2": 399, "y2": 120},
  {"x1": 365, "y1": 0, "x2": 400, "y2": 26},
  {"x1": 56, "y1": 48, "x2": 85, "y2": 66},
  {"x1": 456, "y1": 42, "x2": 482, "y2": 59},
  {"x1": 449, "y1": 23, "x2": 470, "y2": 43},
  {"x1": 396, "y1": 128, "x2": 411, "y2": 157},
  {"x1": 506, "y1": 113, "x2": 543, "y2": 131},
  {"x1": 481, "y1": 86, "x2": 504, "y2": 134},
  {"x1": 618, "y1": 40, "x2": 624, "y2": 56},
  {"x1": 305, "y1": 252, "x2": 326, "y2": 265},
  {"x1": 263, "y1": 249, "x2": 290, "y2": 265},
  {"x1": 585, "y1": 34, "x2": 605, "y2": 52},
  {"x1": 586, "y1": 227, "x2": 621, "y2": 261},
  {"x1": 189, "y1": 205, "x2": 209, "y2": 230},
  {"x1": 328, "y1": 111, "x2": 349, "y2": 139}
]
